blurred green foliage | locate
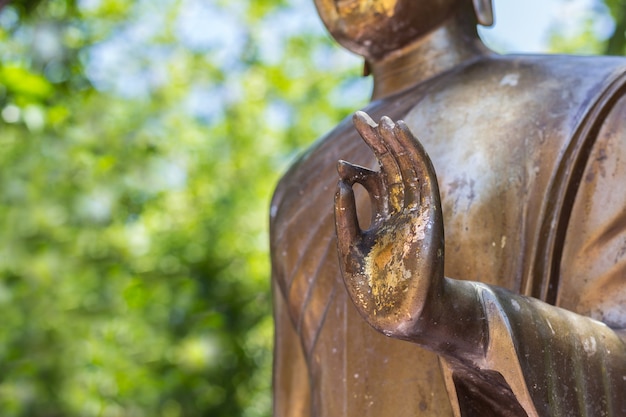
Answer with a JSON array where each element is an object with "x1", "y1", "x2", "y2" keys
[
  {"x1": 548, "y1": 0, "x2": 626, "y2": 55},
  {"x1": 0, "y1": 0, "x2": 368, "y2": 415},
  {"x1": 0, "y1": 0, "x2": 624, "y2": 416},
  {"x1": 604, "y1": 0, "x2": 626, "y2": 54}
]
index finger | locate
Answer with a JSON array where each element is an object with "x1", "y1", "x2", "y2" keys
[{"x1": 353, "y1": 112, "x2": 403, "y2": 214}]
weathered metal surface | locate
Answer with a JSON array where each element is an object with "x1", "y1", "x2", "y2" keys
[{"x1": 271, "y1": 1, "x2": 626, "y2": 415}]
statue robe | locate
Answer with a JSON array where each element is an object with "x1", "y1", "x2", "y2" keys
[{"x1": 271, "y1": 54, "x2": 626, "y2": 416}]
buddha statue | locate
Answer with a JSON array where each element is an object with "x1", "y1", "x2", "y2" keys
[{"x1": 270, "y1": 0, "x2": 626, "y2": 415}]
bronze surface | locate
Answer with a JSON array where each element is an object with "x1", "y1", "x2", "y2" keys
[{"x1": 271, "y1": 1, "x2": 626, "y2": 415}]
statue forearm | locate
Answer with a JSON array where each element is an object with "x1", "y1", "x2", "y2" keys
[
  {"x1": 476, "y1": 284, "x2": 626, "y2": 416},
  {"x1": 392, "y1": 277, "x2": 489, "y2": 363},
  {"x1": 419, "y1": 279, "x2": 626, "y2": 417},
  {"x1": 333, "y1": 110, "x2": 626, "y2": 415}
]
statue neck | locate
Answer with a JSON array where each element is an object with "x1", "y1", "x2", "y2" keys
[{"x1": 369, "y1": 11, "x2": 492, "y2": 100}]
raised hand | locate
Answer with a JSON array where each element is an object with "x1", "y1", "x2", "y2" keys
[{"x1": 334, "y1": 111, "x2": 445, "y2": 339}]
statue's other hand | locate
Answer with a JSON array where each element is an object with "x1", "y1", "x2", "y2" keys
[{"x1": 334, "y1": 111, "x2": 445, "y2": 338}]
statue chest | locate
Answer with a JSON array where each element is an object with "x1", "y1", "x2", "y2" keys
[
  {"x1": 271, "y1": 55, "x2": 626, "y2": 417},
  {"x1": 271, "y1": 125, "x2": 553, "y2": 417}
]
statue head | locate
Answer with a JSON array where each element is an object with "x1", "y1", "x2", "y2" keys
[{"x1": 314, "y1": 0, "x2": 493, "y2": 61}]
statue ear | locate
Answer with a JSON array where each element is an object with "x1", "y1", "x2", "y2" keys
[{"x1": 472, "y1": 0, "x2": 494, "y2": 26}]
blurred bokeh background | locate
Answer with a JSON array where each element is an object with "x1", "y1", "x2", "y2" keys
[{"x1": 0, "y1": 0, "x2": 624, "y2": 416}]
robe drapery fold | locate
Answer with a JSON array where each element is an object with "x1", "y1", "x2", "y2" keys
[
  {"x1": 272, "y1": 55, "x2": 626, "y2": 417},
  {"x1": 442, "y1": 285, "x2": 626, "y2": 417}
]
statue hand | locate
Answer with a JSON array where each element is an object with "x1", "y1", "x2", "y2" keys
[{"x1": 335, "y1": 111, "x2": 445, "y2": 338}]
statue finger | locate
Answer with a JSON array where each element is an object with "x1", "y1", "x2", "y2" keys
[
  {"x1": 382, "y1": 122, "x2": 421, "y2": 210},
  {"x1": 337, "y1": 159, "x2": 376, "y2": 185},
  {"x1": 380, "y1": 116, "x2": 422, "y2": 211},
  {"x1": 337, "y1": 160, "x2": 387, "y2": 225},
  {"x1": 334, "y1": 179, "x2": 361, "y2": 257},
  {"x1": 395, "y1": 120, "x2": 441, "y2": 208},
  {"x1": 353, "y1": 111, "x2": 403, "y2": 214}
]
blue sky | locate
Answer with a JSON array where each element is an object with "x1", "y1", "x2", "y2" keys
[
  {"x1": 72, "y1": 0, "x2": 614, "y2": 100},
  {"x1": 481, "y1": 0, "x2": 611, "y2": 52}
]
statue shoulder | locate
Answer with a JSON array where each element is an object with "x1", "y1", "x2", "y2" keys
[{"x1": 484, "y1": 54, "x2": 626, "y2": 90}]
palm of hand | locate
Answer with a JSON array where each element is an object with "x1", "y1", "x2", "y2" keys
[{"x1": 335, "y1": 112, "x2": 444, "y2": 336}]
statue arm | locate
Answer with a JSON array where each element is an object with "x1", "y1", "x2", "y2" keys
[
  {"x1": 334, "y1": 111, "x2": 488, "y2": 358},
  {"x1": 335, "y1": 111, "x2": 626, "y2": 416},
  {"x1": 443, "y1": 94, "x2": 626, "y2": 416},
  {"x1": 438, "y1": 283, "x2": 626, "y2": 417},
  {"x1": 559, "y1": 93, "x2": 626, "y2": 335},
  {"x1": 469, "y1": 93, "x2": 626, "y2": 415}
]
